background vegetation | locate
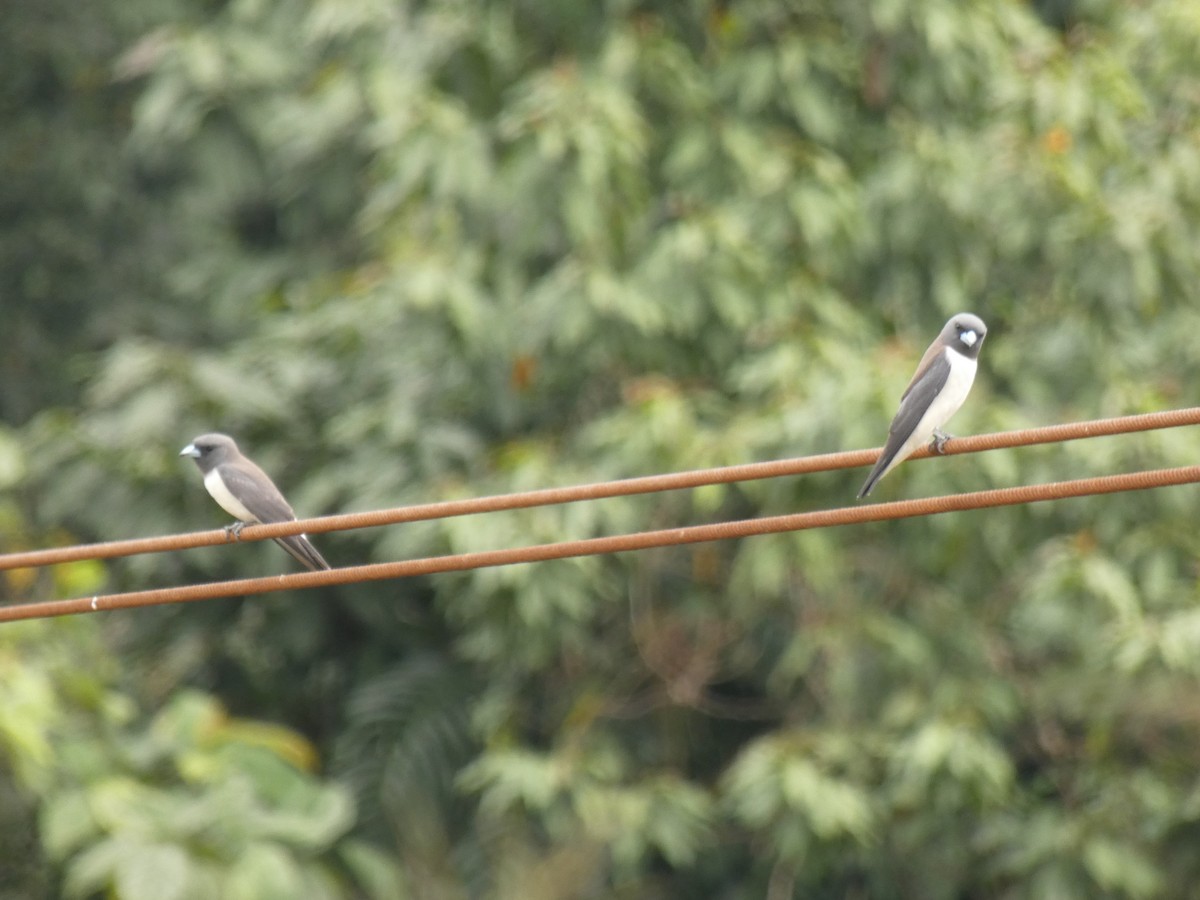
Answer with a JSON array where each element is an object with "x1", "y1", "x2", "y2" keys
[{"x1": 3, "y1": 0, "x2": 1200, "y2": 897}]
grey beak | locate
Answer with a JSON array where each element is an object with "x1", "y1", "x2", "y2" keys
[{"x1": 179, "y1": 443, "x2": 199, "y2": 458}]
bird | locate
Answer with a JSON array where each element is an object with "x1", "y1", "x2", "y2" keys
[
  {"x1": 857, "y1": 313, "x2": 988, "y2": 499},
  {"x1": 179, "y1": 433, "x2": 331, "y2": 571}
]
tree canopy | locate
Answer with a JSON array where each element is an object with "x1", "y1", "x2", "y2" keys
[{"x1": 4, "y1": 0, "x2": 1200, "y2": 897}]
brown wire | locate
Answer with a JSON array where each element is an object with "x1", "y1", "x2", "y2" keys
[
  {"x1": 2, "y1": 406, "x2": 1199, "y2": 573},
  {"x1": 3, "y1": 464, "x2": 1198, "y2": 623}
]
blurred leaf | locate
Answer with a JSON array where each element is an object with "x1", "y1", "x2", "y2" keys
[
  {"x1": 227, "y1": 843, "x2": 307, "y2": 900},
  {"x1": 115, "y1": 843, "x2": 191, "y2": 900}
]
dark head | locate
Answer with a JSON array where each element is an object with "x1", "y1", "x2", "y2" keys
[
  {"x1": 941, "y1": 313, "x2": 987, "y2": 360},
  {"x1": 179, "y1": 433, "x2": 239, "y2": 473}
]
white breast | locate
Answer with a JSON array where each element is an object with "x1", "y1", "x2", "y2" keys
[
  {"x1": 893, "y1": 351, "x2": 978, "y2": 467},
  {"x1": 204, "y1": 468, "x2": 258, "y2": 523}
]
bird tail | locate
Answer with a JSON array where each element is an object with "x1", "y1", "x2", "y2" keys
[
  {"x1": 275, "y1": 535, "x2": 331, "y2": 571},
  {"x1": 857, "y1": 454, "x2": 892, "y2": 499}
]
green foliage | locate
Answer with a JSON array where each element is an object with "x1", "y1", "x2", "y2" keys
[
  {"x1": 6, "y1": 0, "x2": 1200, "y2": 896},
  {"x1": 34, "y1": 684, "x2": 407, "y2": 900}
]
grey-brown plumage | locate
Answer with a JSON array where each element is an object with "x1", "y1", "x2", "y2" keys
[
  {"x1": 858, "y1": 313, "x2": 988, "y2": 498},
  {"x1": 180, "y1": 433, "x2": 331, "y2": 571}
]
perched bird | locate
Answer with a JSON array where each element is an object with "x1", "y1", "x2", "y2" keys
[
  {"x1": 180, "y1": 433, "x2": 331, "y2": 571},
  {"x1": 858, "y1": 313, "x2": 988, "y2": 498}
]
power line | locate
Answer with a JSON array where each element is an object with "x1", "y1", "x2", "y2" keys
[
  {"x1": 2, "y1": 463, "x2": 1198, "y2": 623},
  {"x1": 2, "y1": 406, "x2": 1198, "y2": 573}
]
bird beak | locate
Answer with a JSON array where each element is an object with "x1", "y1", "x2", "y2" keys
[
  {"x1": 961, "y1": 330, "x2": 978, "y2": 347},
  {"x1": 179, "y1": 443, "x2": 199, "y2": 458}
]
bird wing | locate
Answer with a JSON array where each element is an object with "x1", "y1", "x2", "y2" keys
[
  {"x1": 218, "y1": 462, "x2": 331, "y2": 570},
  {"x1": 858, "y1": 351, "x2": 952, "y2": 497},
  {"x1": 215, "y1": 462, "x2": 297, "y2": 524},
  {"x1": 886, "y1": 351, "x2": 952, "y2": 447}
]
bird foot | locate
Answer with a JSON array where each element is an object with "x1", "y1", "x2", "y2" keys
[
  {"x1": 931, "y1": 429, "x2": 953, "y2": 454},
  {"x1": 224, "y1": 522, "x2": 246, "y2": 542}
]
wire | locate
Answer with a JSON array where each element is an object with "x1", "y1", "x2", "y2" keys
[
  {"x1": 2, "y1": 406, "x2": 1199, "y2": 573},
  {"x1": 2, "y1": 463, "x2": 1198, "y2": 623}
]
